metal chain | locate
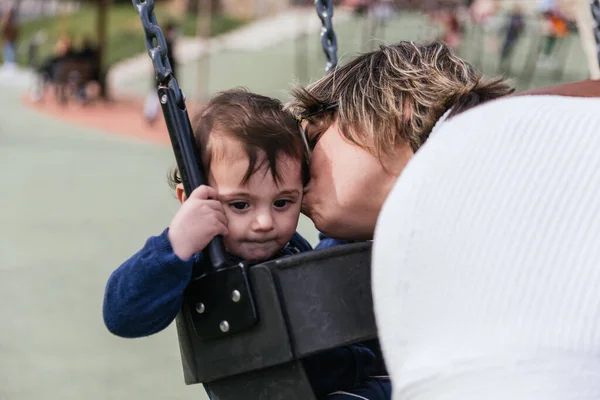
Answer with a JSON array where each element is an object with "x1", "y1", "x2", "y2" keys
[
  {"x1": 132, "y1": 0, "x2": 183, "y2": 105},
  {"x1": 315, "y1": 0, "x2": 338, "y2": 73},
  {"x1": 592, "y1": 0, "x2": 600, "y2": 70}
]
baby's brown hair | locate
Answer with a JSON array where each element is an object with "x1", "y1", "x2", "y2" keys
[{"x1": 168, "y1": 88, "x2": 304, "y2": 189}]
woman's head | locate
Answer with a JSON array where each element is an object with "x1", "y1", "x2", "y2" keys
[{"x1": 287, "y1": 41, "x2": 513, "y2": 240}]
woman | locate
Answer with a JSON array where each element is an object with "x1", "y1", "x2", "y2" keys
[
  {"x1": 372, "y1": 79, "x2": 600, "y2": 399},
  {"x1": 287, "y1": 42, "x2": 511, "y2": 397},
  {"x1": 287, "y1": 40, "x2": 513, "y2": 241},
  {"x1": 289, "y1": 37, "x2": 600, "y2": 399}
]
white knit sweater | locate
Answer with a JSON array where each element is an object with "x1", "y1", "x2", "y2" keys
[{"x1": 372, "y1": 95, "x2": 600, "y2": 400}]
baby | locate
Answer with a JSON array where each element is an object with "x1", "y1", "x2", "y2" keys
[{"x1": 102, "y1": 88, "x2": 389, "y2": 400}]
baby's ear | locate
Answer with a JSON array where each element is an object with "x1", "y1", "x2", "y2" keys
[{"x1": 176, "y1": 183, "x2": 187, "y2": 204}]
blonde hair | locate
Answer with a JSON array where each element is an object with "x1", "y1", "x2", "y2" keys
[{"x1": 287, "y1": 41, "x2": 514, "y2": 158}]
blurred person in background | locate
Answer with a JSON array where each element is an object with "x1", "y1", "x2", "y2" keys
[
  {"x1": 71, "y1": 35, "x2": 100, "y2": 102},
  {"x1": 346, "y1": 0, "x2": 373, "y2": 17},
  {"x1": 428, "y1": 8, "x2": 463, "y2": 50},
  {"x1": 38, "y1": 33, "x2": 74, "y2": 77},
  {"x1": 557, "y1": 0, "x2": 600, "y2": 78},
  {"x1": 371, "y1": 0, "x2": 395, "y2": 28},
  {"x1": 538, "y1": 7, "x2": 569, "y2": 68},
  {"x1": 498, "y1": 4, "x2": 525, "y2": 74},
  {"x1": 467, "y1": 0, "x2": 498, "y2": 25},
  {"x1": 33, "y1": 34, "x2": 74, "y2": 100},
  {"x1": 369, "y1": 0, "x2": 395, "y2": 45},
  {"x1": 445, "y1": 9, "x2": 462, "y2": 49},
  {"x1": 1, "y1": 4, "x2": 19, "y2": 67},
  {"x1": 26, "y1": 30, "x2": 47, "y2": 69}
]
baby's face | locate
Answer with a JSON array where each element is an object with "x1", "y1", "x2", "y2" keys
[{"x1": 208, "y1": 142, "x2": 303, "y2": 261}]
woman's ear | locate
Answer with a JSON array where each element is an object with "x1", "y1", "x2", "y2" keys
[{"x1": 176, "y1": 183, "x2": 187, "y2": 204}]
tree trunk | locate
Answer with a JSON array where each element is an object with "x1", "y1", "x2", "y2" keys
[
  {"x1": 171, "y1": 0, "x2": 190, "y2": 16},
  {"x1": 197, "y1": 0, "x2": 212, "y2": 101},
  {"x1": 97, "y1": 0, "x2": 108, "y2": 98}
]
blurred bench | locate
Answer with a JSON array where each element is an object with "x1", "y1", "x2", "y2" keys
[{"x1": 32, "y1": 53, "x2": 107, "y2": 105}]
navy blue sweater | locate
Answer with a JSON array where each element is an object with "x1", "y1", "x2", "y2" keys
[{"x1": 103, "y1": 230, "x2": 387, "y2": 399}]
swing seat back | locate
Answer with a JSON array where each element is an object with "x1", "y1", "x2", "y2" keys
[{"x1": 175, "y1": 242, "x2": 376, "y2": 400}]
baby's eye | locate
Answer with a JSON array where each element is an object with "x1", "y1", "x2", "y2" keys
[
  {"x1": 230, "y1": 201, "x2": 249, "y2": 211},
  {"x1": 273, "y1": 199, "x2": 293, "y2": 210}
]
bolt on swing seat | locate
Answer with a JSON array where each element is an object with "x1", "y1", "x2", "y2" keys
[{"x1": 131, "y1": 0, "x2": 378, "y2": 398}]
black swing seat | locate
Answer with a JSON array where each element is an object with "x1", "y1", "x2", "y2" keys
[{"x1": 175, "y1": 241, "x2": 377, "y2": 400}]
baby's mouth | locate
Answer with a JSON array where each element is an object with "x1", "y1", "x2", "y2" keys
[{"x1": 246, "y1": 238, "x2": 277, "y2": 244}]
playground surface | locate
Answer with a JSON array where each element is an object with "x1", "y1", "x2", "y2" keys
[
  {"x1": 1, "y1": 85, "x2": 203, "y2": 400},
  {"x1": 0, "y1": 7, "x2": 592, "y2": 400}
]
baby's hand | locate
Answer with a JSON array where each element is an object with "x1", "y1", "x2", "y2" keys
[{"x1": 168, "y1": 185, "x2": 228, "y2": 260}]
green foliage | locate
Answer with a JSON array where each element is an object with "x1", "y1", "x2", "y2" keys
[{"x1": 10, "y1": 3, "x2": 248, "y2": 67}]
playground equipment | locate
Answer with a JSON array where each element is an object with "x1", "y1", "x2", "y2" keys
[
  {"x1": 131, "y1": 0, "x2": 376, "y2": 399},
  {"x1": 128, "y1": 0, "x2": 600, "y2": 398}
]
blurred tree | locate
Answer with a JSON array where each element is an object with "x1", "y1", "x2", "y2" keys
[
  {"x1": 76, "y1": 0, "x2": 109, "y2": 68},
  {"x1": 78, "y1": 0, "x2": 111, "y2": 97},
  {"x1": 184, "y1": 0, "x2": 221, "y2": 14},
  {"x1": 171, "y1": 0, "x2": 190, "y2": 15},
  {"x1": 393, "y1": 0, "x2": 464, "y2": 11}
]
